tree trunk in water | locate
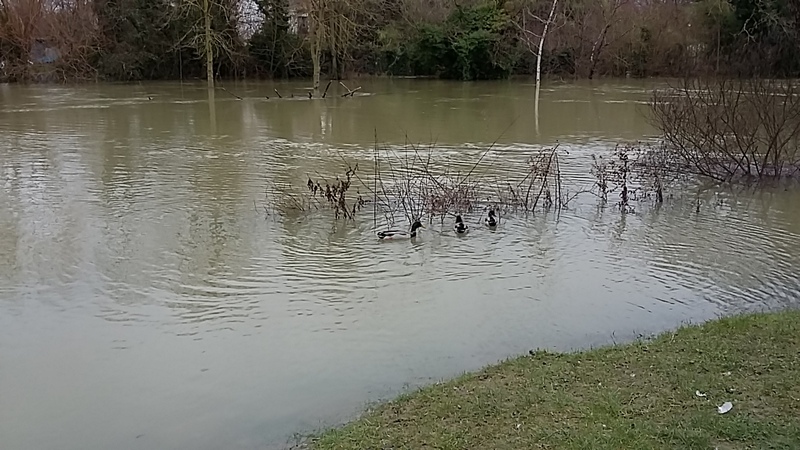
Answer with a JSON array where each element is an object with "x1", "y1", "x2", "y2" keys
[
  {"x1": 332, "y1": 45, "x2": 339, "y2": 79},
  {"x1": 535, "y1": 0, "x2": 558, "y2": 91},
  {"x1": 203, "y1": 0, "x2": 214, "y2": 90},
  {"x1": 331, "y1": 18, "x2": 339, "y2": 80},
  {"x1": 535, "y1": 0, "x2": 558, "y2": 135},
  {"x1": 208, "y1": 86, "x2": 217, "y2": 133},
  {"x1": 311, "y1": 37, "x2": 321, "y2": 96},
  {"x1": 310, "y1": 0, "x2": 323, "y2": 97},
  {"x1": 535, "y1": 80, "x2": 541, "y2": 136}
]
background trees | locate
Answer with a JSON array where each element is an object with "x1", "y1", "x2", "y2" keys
[
  {"x1": 1, "y1": 0, "x2": 798, "y2": 82},
  {"x1": 0, "y1": 0, "x2": 99, "y2": 81}
]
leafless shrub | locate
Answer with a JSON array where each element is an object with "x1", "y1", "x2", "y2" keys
[
  {"x1": 264, "y1": 165, "x2": 368, "y2": 220},
  {"x1": 264, "y1": 182, "x2": 317, "y2": 217},
  {"x1": 501, "y1": 145, "x2": 568, "y2": 212},
  {"x1": 369, "y1": 141, "x2": 482, "y2": 227},
  {"x1": 590, "y1": 154, "x2": 611, "y2": 202},
  {"x1": 262, "y1": 141, "x2": 578, "y2": 228},
  {"x1": 631, "y1": 141, "x2": 688, "y2": 204},
  {"x1": 590, "y1": 144, "x2": 642, "y2": 212},
  {"x1": 305, "y1": 167, "x2": 367, "y2": 220},
  {"x1": 613, "y1": 145, "x2": 631, "y2": 211},
  {"x1": 651, "y1": 77, "x2": 800, "y2": 182}
]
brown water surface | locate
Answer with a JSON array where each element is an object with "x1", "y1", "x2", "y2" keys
[{"x1": 1, "y1": 79, "x2": 798, "y2": 450}]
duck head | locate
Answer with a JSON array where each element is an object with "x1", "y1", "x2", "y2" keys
[
  {"x1": 410, "y1": 220, "x2": 424, "y2": 232},
  {"x1": 488, "y1": 210, "x2": 496, "y2": 218},
  {"x1": 455, "y1": 215, "x2": 464, "y2": 224}
]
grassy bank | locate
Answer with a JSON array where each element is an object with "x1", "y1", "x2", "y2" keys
[{"x1": 313, "y1": 311, "x2": 800, "y2": 450}]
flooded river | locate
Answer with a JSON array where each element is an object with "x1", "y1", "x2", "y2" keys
[{"x1": 1, "y1": 79, "x2": 798, "y2": 450}]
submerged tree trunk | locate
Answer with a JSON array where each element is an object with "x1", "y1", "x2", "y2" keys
[
  {"x1": 208, "y1": 85, "x2": 217, "y2": 133},
  {"x1": 305, "y1": 0, "x2": 368, "y2": 94}
]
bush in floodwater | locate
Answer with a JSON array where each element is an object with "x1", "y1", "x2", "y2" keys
[
  {"x1": 590, "y1": 145, "x2": 634, "y2": 212},
  {"x1": 263, "y1": 142, "x2": 576, "y2": 227},
  {"x1": 650, "y1": 77, "x2": 800, "y2": 182},
  {"x1": 264, "y1": 167, "x2": 366, "y2": 220},
  {"x1": 306, "y1": 168, "x2": 367, "y2": 220},
  {"x1": 590, "y1": 143, "x2": 682, "y2": 211},
  {"x1": 502, "y1": 146, "x2": 569, "y2": 212}
]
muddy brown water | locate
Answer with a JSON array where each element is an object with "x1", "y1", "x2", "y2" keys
[{"x1": 1, "y1": 79, "x2": 798, "y2": 450}]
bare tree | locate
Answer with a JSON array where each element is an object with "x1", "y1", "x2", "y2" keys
[
  {"x1": 515, "y1": 0, "x2": 560, "y2": 93},
  {"x1": 203, "y1": 0, "x2": 214, "y2": 88},
  {"x1": 306, "y1": 0, "x2": 325, "y2": 94},
  {"x1": 303, "y1": 0, "x2": 374, "y2": 96},
  {"x1": 175, "y1": 0, "x2": 243, "y2": 89},
  {"x1": 651, "y1": 78, "x2": 800, "y2": 181},
  {"x1": 587, "y1": 0, "x2": 628, "y2": 79},
  {"x1": 512, "y1": 0, "x2": 560, "y2": 133}
]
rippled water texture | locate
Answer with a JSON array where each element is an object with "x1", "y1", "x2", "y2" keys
[{"x1": 1, "y1": 79, "x2": 799, "y2": 450}]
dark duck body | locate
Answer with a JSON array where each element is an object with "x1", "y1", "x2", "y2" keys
[
  {"x1": 454, "y1": 215, "x2": 469, "y2": 234},
  {"x1": 485, "y1": 210, "x2": 497, "y2": 227},
  {"x1": 377, "y1": 220, "x2": 424, "y2": 240}
]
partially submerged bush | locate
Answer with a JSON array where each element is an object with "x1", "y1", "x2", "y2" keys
[
  {"x1": 263, "y1": 142, "x2": 572, "y2": 228},
  {"x1": 651, "y1": 78, "x2": 800, "y2": 182}
]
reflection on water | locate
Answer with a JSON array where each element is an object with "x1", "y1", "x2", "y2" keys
[{"x1": 0, "y1": 79, "x2": 798, "y2": 450}]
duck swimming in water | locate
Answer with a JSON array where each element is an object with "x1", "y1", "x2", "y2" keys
[
  {"x1": 485, "y1": 210, "x2": 497, "y2": 227},
  {"x1": 454, "y1": 215, "x2": 468, "y2": 234},
  {"x1": 377, "y1": 220, "x2": 424, "y2": 240}
]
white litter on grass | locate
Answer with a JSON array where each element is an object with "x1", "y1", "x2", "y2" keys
[
  {"x1": 695, "y1": 390, "x2": 707, "y2": 397},
  {"x1": 717, "y1": 402, "x2": 733, "y2": 414}
]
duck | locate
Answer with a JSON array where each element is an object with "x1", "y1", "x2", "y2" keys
[
  {"x1": 377, "y1": 219, "x2": 424, "y2": 240},
  {"x1": 454, "y1": 215, "x2": 468, "y2": 234},
  {"x1": 485, "y1": 210, "x2": 498, "y2": 228}
]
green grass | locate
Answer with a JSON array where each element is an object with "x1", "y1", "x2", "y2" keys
[{"x1": 312, "y1": 311, "x2": 800, "y2": 450}]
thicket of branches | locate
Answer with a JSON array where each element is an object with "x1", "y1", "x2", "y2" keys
[
  {"x1": 651, "y1": 77, "x2": 800, "y2": 182},
  {"x1": 262, "y1": 137, "x2": 704, "y2": 231},
  {"x1": 2, "y1": 0, "x2": 799, "y2": 82},
  {"x1": 0, "y1": 0, "x2": 99, "y2": 81}
]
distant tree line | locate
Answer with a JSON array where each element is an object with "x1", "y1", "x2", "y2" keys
[{"x1": 1, "y1": 0, "x2": 798, "y2": 82}]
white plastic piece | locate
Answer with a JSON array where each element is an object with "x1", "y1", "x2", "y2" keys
[{"x1": 717, "y1": 402, "x2": 733, "y2": 414}]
